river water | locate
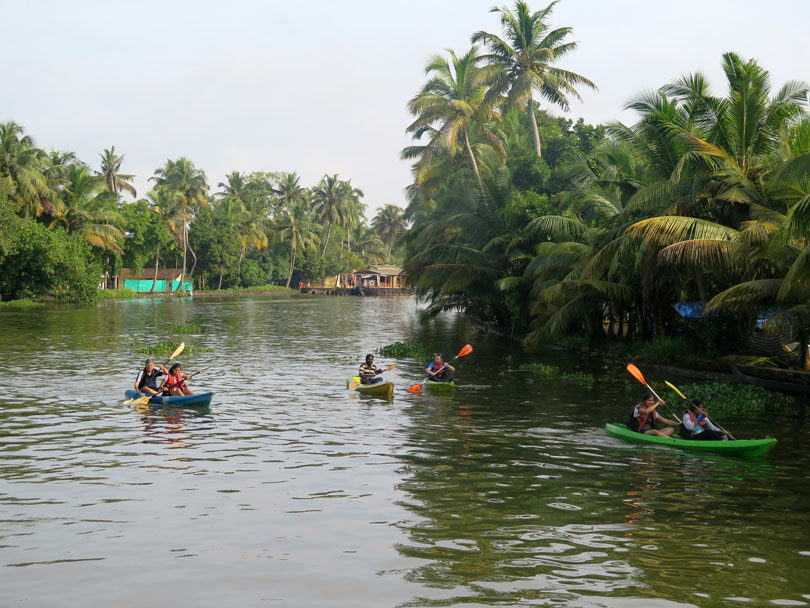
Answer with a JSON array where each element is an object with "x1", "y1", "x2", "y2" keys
[{"x1": 1, "y1": 295, "x2": 808, "y2": 607}]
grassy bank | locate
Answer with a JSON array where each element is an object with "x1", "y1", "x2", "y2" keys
[{"x1": 0, "y1": 298, "x2": 46, "y2": 309}]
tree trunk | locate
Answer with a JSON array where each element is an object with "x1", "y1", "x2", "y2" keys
[
  {"x1": 150, "y1": 244, "x2": 160, "y2": 293},
  {"x1": 217, "y1": 272, "x2": 223, "y2": 290},
  {"x1": 321, "y1": 224, "x2": 332, "y2": 256},
  {"x1": 801, "y1": 330, "x2": 809, "y2": 370},
  {"x1": 527, "y1": 96, "x2": 542, "y2": 158},
  {"x1": 617, "y1": 308, "x2": 625, "y2": 339},
  {"x1": 286, "y1": 246, "x2": 297, "y2": 288},
  {"x1": 187, "y1": 238, "x2": 198, "y2": 284},
  {"x1": 695, "y1": 268, "x2": 707, "y2": 304},
  {"x1": 386, "y1": 241, "x2": 392, "y2": 263},
  {"x1": 463, "y1": 128, "x2": 482, "y2": 182},
  {"x1": 178, "y1": 222, "x2": 187, "y2": 292}
]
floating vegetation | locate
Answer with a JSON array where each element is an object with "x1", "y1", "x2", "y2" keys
[
  {"x1": 518, "y1": 362, "x2": 560, "y2": 375},
  {"x1": 666, "y1": 382, "x2": 794, "y2": 415},
  {"x1": 0, "y1": 298, "x2": 45, "y2": 309},
  {"x1": 377, "y1": 341, "x2": 429, "y2": 358},
  {"x1": 131, "y1": 340, "x2": 214, "y2": 356},
  {"x1": 560, "y1": 371, "x2": 595, "y2": 385},
  {"x1": 172, "y1": 317, "x2": 205, "y2": 334}
]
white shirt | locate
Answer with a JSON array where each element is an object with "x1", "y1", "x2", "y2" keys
[{"x1": 682, "y1": 411, "x2": 720, "y2": 434}]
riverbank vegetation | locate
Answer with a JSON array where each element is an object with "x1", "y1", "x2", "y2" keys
[
  {"x1": 0, "y1": 127, "x2": 406, "y2": 303},
  {"x1": 400, "y1": 0, "x2": 810, "y2": 369}
]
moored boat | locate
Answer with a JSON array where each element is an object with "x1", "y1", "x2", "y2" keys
[
  {"x1": 124, "y1": 390, "x2": 214, "y2": 408},
  {"x1": 347, "y1": 377, "x2": 394, "y2": 399},
  {"x1": 604, "y1": 423, "x2": 776, "y2": 458}
]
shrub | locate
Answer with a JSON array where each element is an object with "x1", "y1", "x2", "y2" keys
[
  {"x1": 377, "y1": 341, "x2": 428, "y2": 358},
  {"x1": 0, "y1": 298, "x2": 45, "y2": 309},
  {"x1": 666, "y1": 381, "x2": 794, "y2": 415},
  {"x1": 97, "y1": 288, "x2": 139, "y2": 300}
]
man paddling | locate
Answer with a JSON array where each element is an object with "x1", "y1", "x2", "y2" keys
[
  {"x1": 358, "y1": 354, "x2": 384, "y2": 385},
  {"x1": 426, "y1": 353, "x2": 455, "y2": 383},
  {"x1": 134, "y1": 358, "x2": 168, "y2": 396}
]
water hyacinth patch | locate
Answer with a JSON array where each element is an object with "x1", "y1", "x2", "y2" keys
[
  {"x1": 666, "y1": 381, "x2": 794, "y2": 415},
  {"x1": 377, "y1": 341, "x2": 429, "y2": 358}
]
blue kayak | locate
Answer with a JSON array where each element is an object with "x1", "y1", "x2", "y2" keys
[{"x1": 124, "y1": 390, "x2": 213, "y2": 408}]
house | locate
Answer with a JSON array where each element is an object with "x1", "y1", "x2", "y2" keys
[
  {"x1": 110, "y1": 268, "x2": 193, "y2": 293},
  {"x1": 355, "y1": 265, "x2": 406, "y2": 290}
]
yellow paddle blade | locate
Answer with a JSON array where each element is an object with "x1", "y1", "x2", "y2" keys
[
  {"x1": 168, "y1": 342, "x2": 185, "y2": 361},
  {"x1": 665, "y1": 381, "x2": 688, "y2": 401},
  {"x1": 386, "y1": 364, "x2": 396, "y2": 371},
  {"x1": 124, "y1": 394, "x2": 152, "y2": 405},
  {"x1": 348, "y1": 380, "x2": 360, "y2": 391}
]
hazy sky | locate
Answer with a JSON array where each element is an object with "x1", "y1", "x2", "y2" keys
[{"x1": 2, "y1": 0, "x2": 809, "y2": 217}]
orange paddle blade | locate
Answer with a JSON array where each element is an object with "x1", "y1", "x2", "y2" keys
[
  {"x1": 626, "y1": 363, "x2": 647, "y2": 386},
  {"x1": 458, "y1": 344, "x2": 473, "y2": 357},
  {"x1": 407, "y1": 383, "x2": 423, "y2": 394}
]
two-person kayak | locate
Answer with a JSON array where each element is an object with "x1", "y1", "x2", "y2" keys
[
  {"x1": 604, "y1": 423, "x2": 776, "y2": 458},
  {"x1": 124, "y1": 390, "x2": 214, "y2": 408}
]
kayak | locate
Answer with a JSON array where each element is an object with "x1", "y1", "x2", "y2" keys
[
  {"x1": 124, "y1": 390, "x2": 213, "y2": 408},
  {"x1": 604, "y1": 423, "x2": 776, "y2": 458},
  {"x1": 347, "y1": 377, "x2": 394, "y2": 399},
  {"x1": 426, "y1": 379, "x2": 455, "y2": 391}
]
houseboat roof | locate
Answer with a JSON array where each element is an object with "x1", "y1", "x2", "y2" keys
[{"x1": 356, "y1": 264, "x2": 404, "y2": 277}]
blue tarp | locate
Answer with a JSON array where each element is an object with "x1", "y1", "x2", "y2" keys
[
  {"x1": 673, "y1": 301, "x2": 704, "y2": 319},
  {"x1": 123, "y1": 279, "x2": 193, "y2": 293}
]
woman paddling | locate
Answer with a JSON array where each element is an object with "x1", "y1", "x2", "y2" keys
[
  {"x1": 161, "y1": 363, "x2": 195, "y2": 397},
  {"x1": 628, "y1": 392, "x2": 680, "y2": 437},
  {"x1": 679, "y1": 399, "x2": 729, "y2": 441}
]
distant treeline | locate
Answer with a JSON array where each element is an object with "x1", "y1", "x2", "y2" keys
[{"x1": 0, "y1": 127, "x2": 406, "y2": 301}]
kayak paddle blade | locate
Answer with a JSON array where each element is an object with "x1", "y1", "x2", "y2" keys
[
  {"x1": 407, "y1": 383, "x2": 423, "y2": 394},
  {"x1": 168, "y1": 342, "x2": 185, "y2": 361},
  {"x1": 458, "y1": 344, "x2": 473, "y2": 358},
  {"x1": 665, "y1": 381, "x2": 688, "y2": 401},
  {"x1": 626, "y1": 363, "x2": 647, "y2": 386}
]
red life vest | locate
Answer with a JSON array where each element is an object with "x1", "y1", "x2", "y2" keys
[
  {"x1": 634, "y1": 403, "x2": 658, "y2": 433},
  {"x1": 684, "y1": 409, "x2": 707, "y2": 437},
  {"x1": 166, "y1": 373, "x2": 187, "y2": 392}
]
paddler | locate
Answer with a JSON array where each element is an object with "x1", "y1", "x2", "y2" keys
[
  {"x1": 426, "y1": 353, "x2": 455, "y2": 383},
  {"x1": 679, "y1": 399, "x2": 729, "y2": 440},
  {"x1": 134, "y1": 358, "x2": 168, "y2": 396},
  {"x1": 358, "y1": 354, "x2": 384, "y2": 385},
  {"x1": 628, "y1": 392, "x2": 679, "y2": 437},
  {"x1": 161, "y1": 363, "x2": 195, "y2": 396}
]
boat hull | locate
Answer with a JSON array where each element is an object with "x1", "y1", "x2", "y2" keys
[
  {"x1": 426, "y1": 379, "x2": 455, "y2": 391},
  {"x1": 604, "y1": 423, "x2": 776, "y2": 458},
  {"x1": 347, "y1": 377, "x2": 394, "y2": 399},
  {"x1": 124, "y1": 390, "x2": 213, "y2": 408}
]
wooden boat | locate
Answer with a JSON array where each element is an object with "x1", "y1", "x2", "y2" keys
[
  {"x1": 346, "y1": 377, "x2": 394, "y2": 399},
  {"x1": 605, "y1": 423, "x2": 776, "y2": 458},
  {"x1": 729, "y1": 363, "x2": 810, "y2": 395},
  {"x1": 124, "y1": 390, "x2": 213, "y2": 408}
]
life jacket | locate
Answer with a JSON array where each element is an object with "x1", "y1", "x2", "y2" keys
[
  {"x1": 628, "y1": 403, "x2": 657, "y2": 433},
  {"x1": 165, "y1": 373, "x2": 187, "y2": 393},
  {"x1": 683, "y1": 409, "x2": 707, "y2": 437},
  {"x1": 429, "y1": 362, "x2": 449, "y2": 379}
]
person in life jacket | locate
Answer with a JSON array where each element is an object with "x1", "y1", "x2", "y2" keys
[
  {"x1": 679, "y1": 399, "x2": 728, "y2": 440},
  {"x1": 161, "y1": 363, "x2": 195, "y2": 397},
  {"x1": 358, "y1": 354, "x2": 384, "y2": 385},
  {"x1": 427, "y1": 353, "x2": 455, "y2": 383},
  {"x1": 134, "y1": 358, "x2": 168, "y2": 396},
  {"x1": 628, "y1": 392, "x2": 680, "y2": 436}
]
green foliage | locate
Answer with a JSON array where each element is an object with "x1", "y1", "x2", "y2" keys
[
  {"x1": 517, "y1": 362, "x2": 559, "y2": 375},
  {"x1": 667, "y1": 382, "x2": 794, "y2": 415},
  {"x1": 377, "y1": 341, "x2": 429, "y2": 358},
  {"x1": 560, "y1": 371, "x2": 595, "y2": 385},
  {"x1": 97, "y1": 288, "x2": 139, "y2": 300},
  {"x1": 130, "y1": 340, "x2": 214, "y2": 356},
  {"x1": 172, "y1": 318, "x2": 204, "y2": 333},
  {"x1": 635, "y1": 337, "x2": 694, "y2": 362},
  {"x1": 0, "y1": 298, "x2": 45, "y2": 309}
]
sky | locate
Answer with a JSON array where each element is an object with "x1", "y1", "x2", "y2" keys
[{"x1": 2, "y1": 0, "x2": 809, "y2": 218}]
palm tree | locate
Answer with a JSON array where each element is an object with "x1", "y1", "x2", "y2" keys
[
  {"x1": 49, "y1": 165, "x2": 125, "y2": 252},
  {"x1": 97, "y1": 147, "x2": 136, "y2": 199},
  {"x1": 277, "y1": 201, "x2": 320, "y2": 288},
  {"x1": 340, "y1": 181, "x2": 365, "y2": 254},
  {"x1": 472, "y1": 0, "x2": 596, "y2": 158},
  {"x1": 372, "y1": 204, "x2": 407, "y2": 261},
  {"x1": 0, "y1": 121, "x2": 57, "y2": 217},
  {"x1": 312, "y1": 174, "x2": 349, "y2": 255},
  {"x1": 405, "y1": 46, "x2": 503, "y2": 184},
  {"x1": 149, "y1": 158, "x2": 209, "y2": 289},
  {"x1": 273, "y1": 172, "x2": 307, "y2": 217}
]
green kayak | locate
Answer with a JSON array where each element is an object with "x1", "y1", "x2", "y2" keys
[
  {"x1": 347, "y1": 376, "x2": 394, "y2": 399},
  {"x1": 426, "y1": 379, "x2": 455, "y2": 391},
  {"x1": 604, "y1": 423, "x2": 776, "y2": 458}
]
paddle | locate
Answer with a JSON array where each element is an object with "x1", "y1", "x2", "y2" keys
[
  {"x1": 665, "y1": 380, "x2": 735, "y2": 439},
  {"x1": 348, "y1": 364, "x2": 395, "y2": 391},
  {"x1": 124, "y1": 342, "x2": 186, "y2": 405},
  {"x1": 407, "y1": 344, "x2": 473, "y2": 394},
  {"x1": 189, "y1": 360, "x2": 220, "y2": 379}
]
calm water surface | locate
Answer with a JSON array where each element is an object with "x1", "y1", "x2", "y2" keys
[{"x1": 1, "y1": 295, "x2": 809, "y2": 607}]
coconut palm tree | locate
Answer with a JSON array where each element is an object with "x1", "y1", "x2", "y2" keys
[
  {"x1": 0, "y1": 121, "x2": 57, "y2": 217},
  {"x1": 312, "y1": 174, "x2": 349, "y2": 255},
  {"x1": 149, "y1": 157, "x2": 209, "y2": 289},
  {"x1": 97, "y1": 147, "x2": 137, "y2": 199},
  {"x1": 49, "y1": 165, "x2": 125, "y2": 252},
  {"x1": 405, "y1": 46, "x2": 503, "y2": 184},
  {"x1": 277, "y1": 201, "x2": 320, "y2": 288},
  {"x1": 472, "y1": 1, "x2": 596, "y2": 159},
  {"x1": 371, "y1": 204, "x2": 407, "y2": 262}
]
